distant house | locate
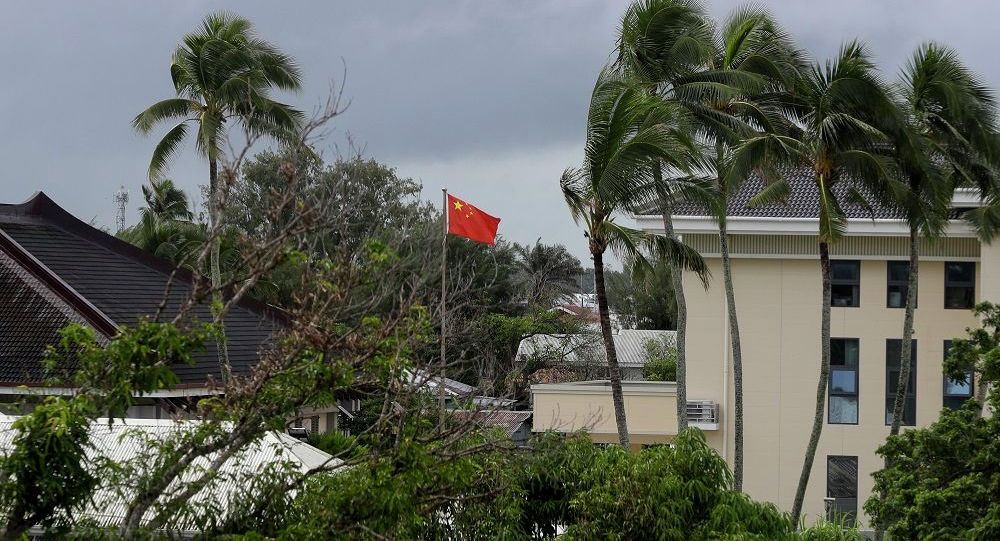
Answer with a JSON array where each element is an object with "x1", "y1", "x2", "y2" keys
[
  {"x1": 405, "y1": 368, "x2": 517, "y2": 410},
  {"x1": 0, "y1": 193, "x2": 344, "y2": 433},
  {"x1": 452, "y1": 409, "x2": 532, "y2": 446},
  {"x1": 516, "y1": 329, "x2": 676, "y2": 381},
  {"x1": 0, "y1": 415, "x2": 338, "y2": 535}
]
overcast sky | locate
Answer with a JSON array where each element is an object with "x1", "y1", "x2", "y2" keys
[{"x1": 1, "y1": 1, "x2": 998, "y2": 265}]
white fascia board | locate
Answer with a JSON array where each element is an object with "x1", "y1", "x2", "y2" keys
[
  {"x1": 953, "y1": 187, "x2": 984, "y2": 207},
  {"x1": 636, "y1": 215, "x2": 978, "y2": 238}
]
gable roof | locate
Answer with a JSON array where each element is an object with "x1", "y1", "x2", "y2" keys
[{"x1": 0, "y1": 192, "x2": 283, "y2": 388}]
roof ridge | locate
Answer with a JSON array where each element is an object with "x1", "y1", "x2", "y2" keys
[{"x1": 1, "y1": 192, "x2": 287, "y2": 325}]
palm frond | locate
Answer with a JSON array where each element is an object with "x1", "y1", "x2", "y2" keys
[{"x1": 148, "y1": 122, "x2": 190, "y2": 180}]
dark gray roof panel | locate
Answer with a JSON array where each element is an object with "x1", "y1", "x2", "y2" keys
[
  {"x1": 668, "y1": 167, "x2": 905, "y2": 220},
  {"x1": 0, "y1": 193, "x2": 281, "y2": 386}
]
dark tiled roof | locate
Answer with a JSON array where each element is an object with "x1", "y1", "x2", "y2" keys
[
  {"x1": 0, "y1": 192, "x2": 282, "y2": 387},
  {"x1": 664, "y1": 166, "x2": 905, "y2": 220}
]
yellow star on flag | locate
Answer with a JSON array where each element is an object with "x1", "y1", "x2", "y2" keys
[{"x1": 453, "y1": 200, "x2": 464, "y2": 211}]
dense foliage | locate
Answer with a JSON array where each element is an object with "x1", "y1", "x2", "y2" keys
[{"x1": 866, "y1": 302, "x2": 1000, "y2": 539}]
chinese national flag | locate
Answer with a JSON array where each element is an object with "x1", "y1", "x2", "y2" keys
[{"x1": 447, "y1": 194, "x2": 501, "y2": 245}]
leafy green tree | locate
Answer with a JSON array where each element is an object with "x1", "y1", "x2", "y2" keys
[
  {"x1": 561, "y1": 67, "x2": 707, "y2": 447},
  {"x1": 641, "y1": 335, "x2": 677, "y2": 381},
  {"x1": 867, "y1": 305, "x2": 1000, "y2": 539},
  {"x1": 735, "y1": 42, "x2": 901, "y2": 524},
  {"x1": 606, "y1": 257, "x2": 676, "y2": 330},
  {"x1": 512, "y1": 240, "x2": 584, "y2": 307},
  {"x1": 133, "y1": 12, "x2": 303, "y2": 370}
]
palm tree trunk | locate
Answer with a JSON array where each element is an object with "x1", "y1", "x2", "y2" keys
[
  {"x1": 593, "y1": 249, "x2": 630, "y2": 448},
  {"x1": 791, "y1": 240, "x2": 832, "y2": 527},
  {"x1": 873, "y1": 227, "x2": 920, "y2": 541},
  {"x1": 889, "y1": 226, "x2": 919, "y2": 436},
  {"x1": 208, "y1": 158, "x2": 231, "y2": 380},
  {"x1": 659, "y1": 197, "x2": 688, "y2": 433},
  {"x1": 719, "y1": 216, "x2": 745, "y2": 490}
]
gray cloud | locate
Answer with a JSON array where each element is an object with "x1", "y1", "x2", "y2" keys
[{"x1": 1, "y1": 1, "x2": 998, "y2": 265}]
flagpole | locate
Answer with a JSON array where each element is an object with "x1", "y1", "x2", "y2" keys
[{"x1": 439, "y1": 188, "x2": 448, "y2": 424}]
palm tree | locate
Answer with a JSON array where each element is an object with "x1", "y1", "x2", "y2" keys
[
  {"x1": 872, "y1": 43, "x2": 1000, "y2": 540},
  {"x1": 512, "y1": 240, "x2": 585, "y2": 306},
  {"x1": 133, "y1": 12, "x2": 302, "y2": 301},
  {"x1": 693, "y1": 6, "x2": 805, "y2": 490},
  {"x1": 119, "y1": 180, "x2": 205, "y2": 264},
  {"x1": 562, "y1": 68, "x2": 707, "y2": 448},
  {"x1": 734, "y1": 41, "x2": 902, "y2": 525},
  {"x1": 616, "y1": 0, "x2": 716, "y2": 436}
]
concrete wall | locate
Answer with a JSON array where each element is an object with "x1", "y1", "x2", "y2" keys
[{"x1": 685, "y1": 255, "x2": 982, "y2": 526}]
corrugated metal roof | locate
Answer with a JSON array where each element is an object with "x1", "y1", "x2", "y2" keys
[
  {"x1": 516, "y1": 330, "x2": 676, "y2": 369},
  {"x1": 452, "y1": 410, "x2": 531, "y2": 438},
  {"x1": 0, "y1": 416, "x2": 339, "y2": 532}
]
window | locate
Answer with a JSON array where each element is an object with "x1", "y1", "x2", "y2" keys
[
  {"x1": 887, "y1": 261, "x2": 915, "y2": 309},
  {"x1": 831, "y1": 260, "x2": 860, "y2": 307},
  {"x1": 827, "y1": 456, "x2": 858, "y2": 523},
  {"x1": 829, "y1": 338, "x2": 859, "y2": 424},
  {"x1": 943, "y1": 340, "x2": 974, "y2": 410},
  {"x1": 886, "y1": 339, "x2": 917, "y2": 426},
  {"x1": 944, "y1": 262, "x2": 975, "y2": 309}
]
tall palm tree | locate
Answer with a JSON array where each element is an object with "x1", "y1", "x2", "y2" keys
[
  {"x1": 734, "y1": 41, "x2": 901, "y2": 525},
  {"x1": 133, "y1": 13, "x2": 302, "y2": 290},
  {"x1": 871, "y1": 43, "x2": 1000, "y2": 540},
  {"x1": 616, "y1": 0, "x2": 716, "y2": 436},
  {"x1": 562, "y1": 68, "x2": 707, "y2": 448},
  {"x1": 142, "y1": 178, "x2": 193, "y2": 221},
  {"x1": 119, "y1": 180, "x2": 205, "y2": 264},
  {"x1": 695, "y1": 6, "x2": 805, "y2": 490},
  {"x1": 512, "y1": 240, "x2": 585, "y2": 306},
  {"x1": 134, "y1": 12, "x2": 302, "y2": 377}
]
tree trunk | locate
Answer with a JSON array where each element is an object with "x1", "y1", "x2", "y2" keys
[
  {"x1": 660, "y1": 198, "x2": 688, "y2": 433},
  {"x1": 719, "y1": 217, "x2": 745, "y2": 490},
  {"x1": 790, "y1": 240, "x2": 832, "y2": 527},
  {"x1": 208, "y1": 158, "x2": 231, "y2": 380},
  {"x1": 593, "y1": 249, "x2": 630, "y2": 448},
  {"x1": 874, "y1": 227, "x2": 919, "y2": 541},
  {"x1": 889, "y1": 227, "x2": 919, "y2": 436}
]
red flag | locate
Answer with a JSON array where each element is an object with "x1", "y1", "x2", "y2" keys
[{"x1": 447, "y1": 194, "x2": 500, "y2": 245}]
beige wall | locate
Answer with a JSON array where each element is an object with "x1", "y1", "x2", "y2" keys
[{"x1": 685, "y1": 254, "x2": 983, "y2": 526}]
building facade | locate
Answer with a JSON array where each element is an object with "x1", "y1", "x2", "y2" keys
[{"x1": 533, "y1": 173, "x2": 995, "y2": 527}]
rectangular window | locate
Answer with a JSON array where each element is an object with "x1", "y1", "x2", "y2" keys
[
  {"x1": 831, "y1": 260, "x2": 860, "y2": 307},
  {"x1": 829, "y1": 338, "x2": 859, "y2": 424},
  {"x1": 944, "y1": 262, "x2": 975, "y2": 309},
  {"x1": 886, "y1": 339, "x2": 917, "y2": 426},
  {"x1": 943, "y1": 340, "x2": 974, "y2": 410},
  {"x1": 827, "y1": 456, "x2": 858, "y2": 523},
  {"x1": 887, "y1": 261, "x2": 915, "y2": 309}
]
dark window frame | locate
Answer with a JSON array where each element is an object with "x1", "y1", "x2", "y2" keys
[
  {"x1": 943, "y1": 340, "x2": 975, "y2": 411},
  {"x1": 828, "y1": 338, "x2": 860, "y2": 425},
  {"x1": 885, "y1": 339, "x2": 917, "y2": 426},
  {"x1": 944, "y1": 261, "x2": 975, "y2": 310},
  {"x1": 827, "y1": 455, "x2": 858, "y2": 523},
  {"x1": 831, "y1": 260, "x2": 861, "y2": 308},
  {"x1": 887, "y1": 261, "x2": 916, "y2": 309}
]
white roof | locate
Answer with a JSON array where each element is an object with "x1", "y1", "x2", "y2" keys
[
  {"x1": 516, "y1": 329, "x2": 676, "y2": 369},
  {"x1": 0, "y1": 416, "x2": 340, "y2": 533}
]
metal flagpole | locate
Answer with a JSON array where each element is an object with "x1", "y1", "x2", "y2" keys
[{"x1": 439, "y1": 188, "x2": 448, "y2": 424}]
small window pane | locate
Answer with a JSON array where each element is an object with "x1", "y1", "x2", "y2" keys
[
  {"x1": 888, "y1": 261, "x2": 909, "y2": 282},
  {"x1": 886, "y1": 339, "x2": 917, "y2": 426},
  {"x1": 832, "y1": 285, "x2": 858, "y2": 307},
  {"x1": 832, "y1": 261, "x2": 860, "y2": 281},
  {"x1": 831, "y1": 370, "x2": 857, "y2": 394},
  {"x1": 829, "y1": 396, "x2": 858, "y2": 424},
  {"x1": 887, "y1": 285, "x2": 906, "y2": 308},
  {"x1": 944, "y1": 376, "x2": 972, "y2": 396},
  {"x1": 945, "y1": 287, "x2": 975, "y2": 309},
  {"x1": 831, "y1": 339, "x2": 859, "y2": 367},
  {"x1": 827, "y1": 456, "x2": 858, "y2": 523},
  {"x1": 946, "y1": 262, "x2": 974, "y2": 283}
]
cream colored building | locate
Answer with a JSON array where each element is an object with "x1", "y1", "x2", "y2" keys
[{"x1": 531, "y1": 176, "x2": 994, "y2": 528}]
